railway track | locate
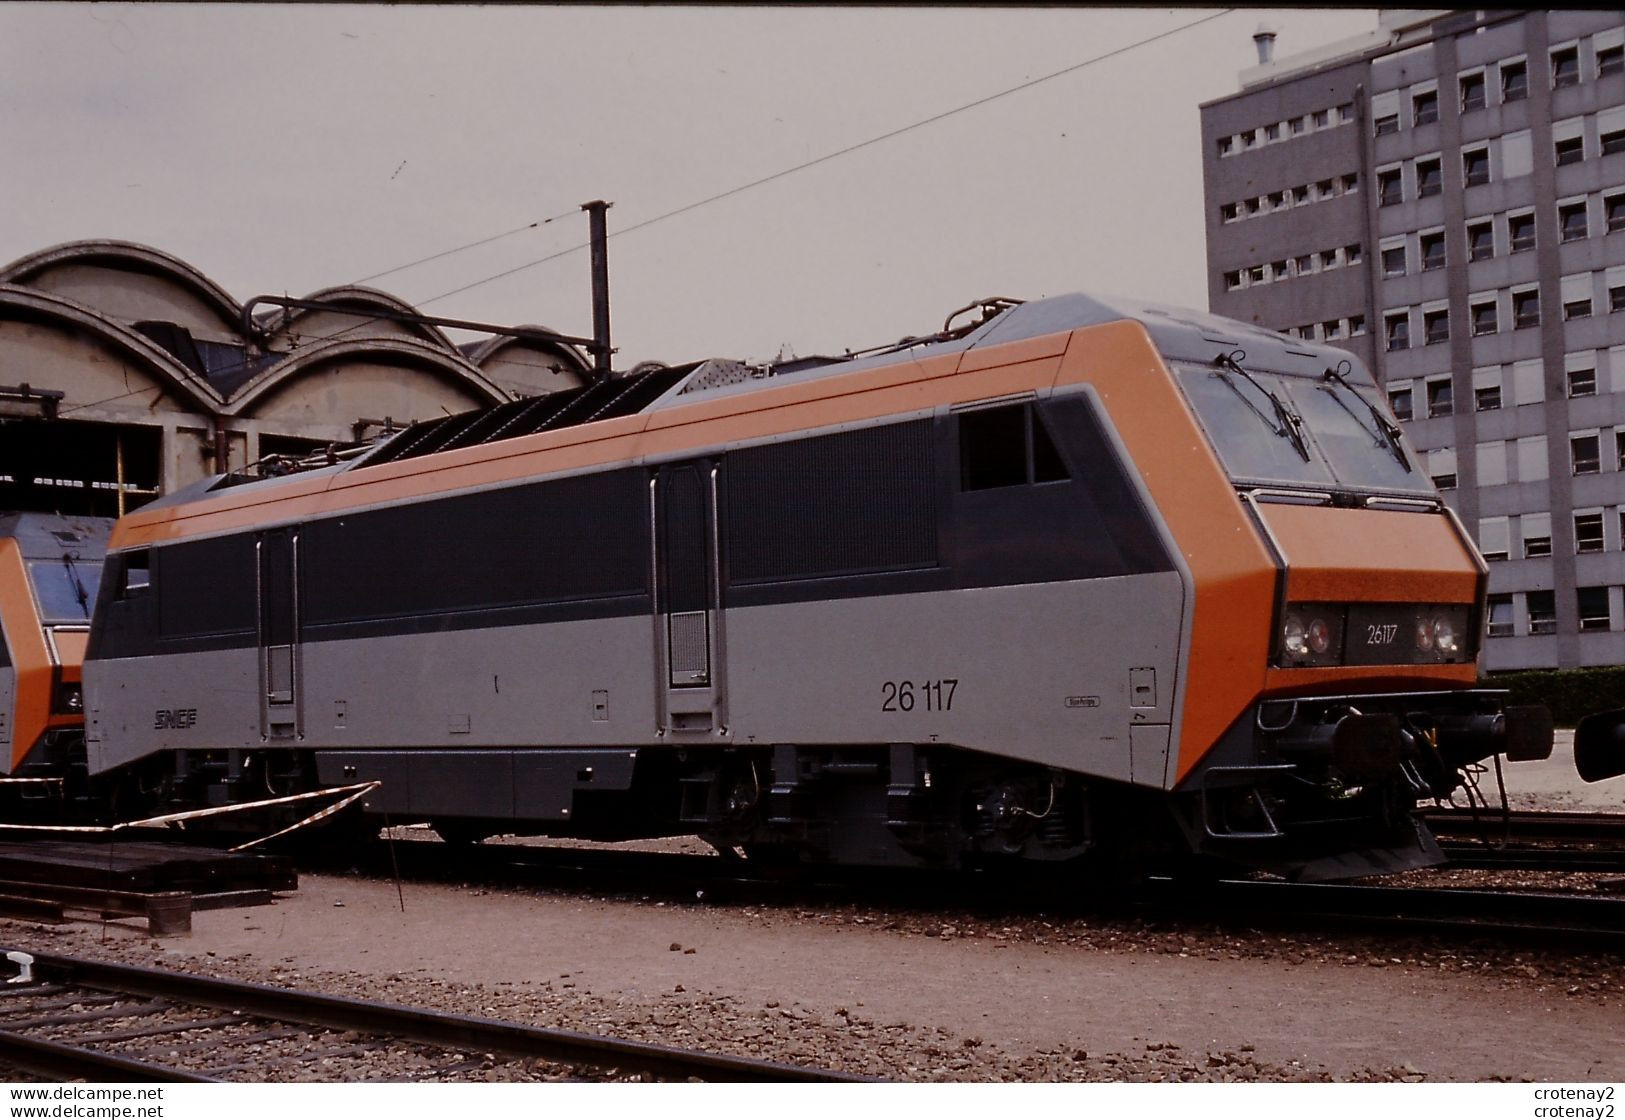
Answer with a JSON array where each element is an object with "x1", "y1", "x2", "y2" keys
[
  {"x1": 334, "y1": 833, "x2": 1625, "y2": 948},
  {"x1": 1141, "y1": 878, "x2": 1625, "y2": 948},
  {"x1": 1425, "y1": 808, "x2": 1625, "y2": 874},
  {"x1": 0, "y1": 950, "x2": 868, "y2": 1083}
]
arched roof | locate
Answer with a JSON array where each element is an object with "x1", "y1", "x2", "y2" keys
[
  {"x1": 256, "y1": 285, "x2": 458, "y2": 352},
  {"x1": 0, "y1": 240, "x2": 243, "y2": 338},
  {"x1": 0, "y1": 283, "x2": 225, "y2": 412},
  {"x1": 459, "y1": 324, "x2": 592, "y2": 378},
  {"x1": 224, "y1": 334, "x2": 509, "y2": 416}
]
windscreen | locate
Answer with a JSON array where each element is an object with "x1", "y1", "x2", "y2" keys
[
  {"x1": 1172, "y1": 360, "x2": 1430, "y2": 496},
  {"x1": 28, "y1": 558, "x2": 103, "y2": 623}
]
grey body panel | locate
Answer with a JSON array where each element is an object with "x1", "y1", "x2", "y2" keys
[{"x1": 87, "y1": 574, "x2": 1186, "y2": 793}]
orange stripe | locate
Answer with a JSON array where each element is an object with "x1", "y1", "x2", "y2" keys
[
  {"x1": 1052, "y1": 321, "x2": 1278, "y2": 783},
  {"x1": 0, "y1": 541, "x2": 53, "y2": 772}
]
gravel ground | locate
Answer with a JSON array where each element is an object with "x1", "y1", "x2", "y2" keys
[
  {"x1": 0, "y1": 736, "x2": 1618, "y2": 1084},
  {"x1": 2, "y1": 857, "x2": 1621, "y2": 1084}
]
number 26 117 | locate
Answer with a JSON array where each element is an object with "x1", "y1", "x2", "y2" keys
[{"x1": 881, "y1": 679, "x2": 957, "y2": 712}]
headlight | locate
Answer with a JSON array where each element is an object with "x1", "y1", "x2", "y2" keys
[
  {"x1": 53, "y1": 683, "x2": 84, "y2": 715},
  {"x1": 1283, "y1": 616, "x2": 1308, "y2": 657},
  {"x1": 1433, "y1": 616, "x2": 1458, "y2": 655}
]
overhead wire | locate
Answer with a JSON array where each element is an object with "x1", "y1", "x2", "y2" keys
[
  {"x1": 409, "y1": 7, "x2": 1237, "y2": 309},
  {"x1": 213, "y1": 10, "x2": 1242, "y2": 378}
]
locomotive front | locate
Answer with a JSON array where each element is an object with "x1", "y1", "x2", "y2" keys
[{"x1": 1075, "y1": 304, "x2": 1552, "y2": 879}]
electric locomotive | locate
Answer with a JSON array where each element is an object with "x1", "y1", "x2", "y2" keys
[
  {"x1": 0, "y1": 513, "x2": 110, "y2": 811},
  {"x1": 81, "y1": 294, "x2": 1552, "y2": 879}
]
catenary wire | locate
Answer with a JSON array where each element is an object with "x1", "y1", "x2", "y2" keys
[{"x1": 287, "y1": 8, "x2": 1237, "y2": 350}]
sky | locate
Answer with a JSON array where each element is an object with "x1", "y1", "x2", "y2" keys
[{"x1": 0, "y1": 5, "x2": 1380, "y2": 367}]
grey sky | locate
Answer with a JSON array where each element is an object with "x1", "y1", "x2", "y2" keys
[{"x1": 1, "y1": 5, "x2": 1377, "y2": 366}]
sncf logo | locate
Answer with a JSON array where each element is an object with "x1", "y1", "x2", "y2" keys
[{"x1": 154, "y1": 708, "x2": 198, "y2": 730}]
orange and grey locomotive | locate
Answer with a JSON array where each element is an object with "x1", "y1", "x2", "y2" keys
[
  {"x1": 0, "y1": 513, "x2": 110, "y2": 805},
  {"x1": 81, "y1": 294, "x2": 1551, "y2": 879}
]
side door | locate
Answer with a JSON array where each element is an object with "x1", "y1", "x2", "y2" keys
[
  {"x1": 651, "y1": 461, "x2": 726, "y2": 735},
  {"x1": 257, "y1": 528, "x2": 301, "y2": 741}
]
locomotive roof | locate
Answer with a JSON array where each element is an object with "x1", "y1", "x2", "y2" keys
[
  {"x1": 128, "y1": 291, "x2": 1380, "y2": 522},
  {"x1": 0, "y1": 512, "x2": 114, "y2": 560}
]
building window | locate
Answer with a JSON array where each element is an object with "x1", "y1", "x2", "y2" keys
[
  {"x1": 1526, "y1": 533, "x2": 1553, "y2": 560},
  {"x1": 1378, "y1": 169, "x2": 1403, "y2": 206},
  {"x1": 1247, "y1": 265, "x2": 1265, "y2": 284},
  {"x1": 1218, "y1": 136, "x2": 1234, "y2": 157},
  {"x1": 1241, "y1": 129, "x2": 1256, "y2": 149},
  {"x1": 1339, "y1": 104, "x2": 1355, "y2": 123},
  {"x1": 1502, "y1": 60, "x2": 1528, "y2": 102},
  {"x1": 1463, "y1": 147, "x2": 1490, "y2": 186},
  {"x1": 1349, "y1": 315, "x2": 1366, "y2": 336},
  {"x1": 1576, "y1": 513, "x2": 1605, "y2": 553},
  {"x1": 1573, "y1": 433, "x2": 1601, "y2": 475},
  {"x1": 1476, "y1": 382, "x2": 1502, "y2": 411},
  {"x1": 1556, "y1": 136, "x2": 1585, "y2": 165},
  {"x1": 1578, "y1": 586, "x2": 1611, "y2": 632},
  {"x1": 1322, "y1": 319, "x2": 1343, "y2": 340},
  {"x1": 1472, "y1": 300, "x2": 1499, "y2": 335},
  {"x1": 1513, "y1": 289, "x2": 1540, "y2": 329},
  {"x1": 1272, "y1": 260, "x2": 1291, "y2": 281},
  {"x1": 1468, "y1": 221, "x2": 1494, "y2": 261},
  {"x1": 1342, "y1": 173, "x2": 1359, "y2": 193},
  {"x1": 1424, "y1": 309, "x2": 1450, "y2": 345},
  {"x1": 1461, "y1": 71, "x2": 1487, "y2": 111},
  {"x1": 1560, "y1": 201, "x2": 1589, "y2": 241},
  {"x1": 1223, "y1": 270, "x2": 1242, "y2": 291},
  {"x1": 1486, "y1": 594, "x2": 1514, "y2": 636},
  {"x1": 1600, "y1": 44, "x2": 1624, "y2": 78},
  {"x1": 1320, "y1": 249, "x2": 1339, "y2": 270},
  {"x1": 1527, "y1": 590, "x2": 1557, "y2": 634},
  {"x1": 1420, "y1": 232, "x2": 1445, "y2": 270},
  {"x1": 1298, "y1": 325, "x2": 1316, "y2": 341},
  {"x1": 1552, "y1": 46, "x2": 1581, "y2": 88},
  {"x1": 1264, "y1": 123, "x2": 1280, "y2": 142},
  {"x1": 1416, "y1": 158, "x2": 1442, "y2": 197},
  {"x1": 1344, "y1": 243, "x2": 1362, "y2": 264},
  {"x1": 1313, "y1": 109, "x2": 1330, "y2": 128},
  {"x1": 1375, "y1": 112, "x2": 1399, "y2": 136},
  {"x1": 1510, "y1": 213, "x2": 1536, "y2": 251},
  {"x1": 1611, "y1": 281, "x2": 1625, "y2": 313},
  {"x1": 1618, "y1": 431, "x2": 1625, "y2": 471},
  {"x1": 1427, "y1": 377, "x2": 1454, "y2": 418},
  {"x1": 1603, "y1": 126, "x2": 1625, "y2": 156},
  {"x1": 1220, "y1": 202, "x2": 1238, "y2": 222},
  {"x1": 1565, "y1": 294, "x2": 1593, "y2": 320},
  {"x1": 1607, "y1": 194, "x2": 1625, "y2": 233},
  {"x1": 1385, "y1": 312, "x2": 1410, "y2": 352},
  {"x1": 1413, "y1": 90, "x2": 1439, "y2": 125},
  {"x1": 1293, "y1": 184, "x2": 1312, "y2": 204},
  {"x1": 1382, "y1": 246, "x2": 1407, "y2": 276},
  {"x1": 1389, "y1": 387, "x2": 1414, "y2": 421},
  {"x1": 1295, "y1": 254, "x2": 1314, "y2": 275},
  {"x1": 1290, "y1": 116, "x2": 1307, "y2": 135},
  {"x1": 1569, "y1": 366, "x2": 1598, "y2": 397},
  {"x1": 1267, "y1": 191, "x2": 1285, "y2": 210}
]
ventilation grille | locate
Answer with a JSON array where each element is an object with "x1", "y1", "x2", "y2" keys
[
  {"x1": 667, "y1": 611, "x2": 711, "y2": 685},
  {"x1": 362, "y1": 366, "x2": 688, "y2": 469}
]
